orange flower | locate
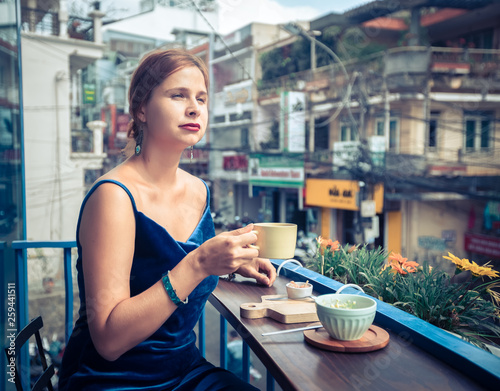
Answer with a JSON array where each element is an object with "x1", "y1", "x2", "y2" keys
[
  {"x1": 316, "y1": 237, "x2": 340, "y2": 255},
  {"x1": 347, "y1": 245, "x2": 358, "y2": 253},
  {"x1": 401, "y1": 261, "x2": 419, "y2": 274},
  {"x1": 329, "y1": 240, "x2": 340, "y2": 252},
  {"x1": 388, "y1": 252, "x2": 408, "y2": 265},
  {"x1": 383, "y1": 253, "x2": 419, "y2": 275}
]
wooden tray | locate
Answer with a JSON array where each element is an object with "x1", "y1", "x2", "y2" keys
[
  {"x1": 240, "y1": 295, "x2": 319, "y2": 324},
  {"x1": 304, "y1": 325, "x2": 390, "y2": 353}
]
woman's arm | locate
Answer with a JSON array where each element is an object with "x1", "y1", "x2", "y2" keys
[{"x1": 80, "y1": 183, "x2": 258, "y2": 361}]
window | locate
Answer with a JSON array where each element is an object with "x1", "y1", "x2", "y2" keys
[
  {"x1": 240, "y1": 128, "x2": 249, "y2": 147},
  {"x1": 428, "y1": 112, "x2": 440, "y2": 150},
  {"x1": 214, "y1": 115, "x2": 225, "y2": 123},
  {"x1": 229, "y1": 111, "x2": 251, "y2": 122},
  {"x1": 340, "y1": 124, "x2": 356, "y2": 142},
  {"x1": 464, "y1": 113, "x2": 492, "y2": 152},
  {"x1": 375, "y1": 117, "x2": 399, "y2": 151},
  {"x1": 314, "y1": 117, "x2": 329, "y2": 151}
]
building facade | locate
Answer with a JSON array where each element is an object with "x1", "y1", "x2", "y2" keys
[{"x1": 261, "y1": 0, "x2": 500, "y2": 268}]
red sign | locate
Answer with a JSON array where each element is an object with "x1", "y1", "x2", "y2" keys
[
  {"x1": 116, "y1": 114, "x2": 130, "y2": 133},
  {"x1": 223, "y1": 155, "x2": 248, "y2": 171},
  {"x1": 464, "y1": 232, "x2": 500, "y2": 260}
]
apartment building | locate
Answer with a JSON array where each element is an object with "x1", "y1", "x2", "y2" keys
[{"x1": 257, "y1": 0, "x2": 500, "y2": 267}]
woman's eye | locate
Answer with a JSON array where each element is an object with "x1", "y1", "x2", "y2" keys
[
  {"x1": 197, "y1": 98, "x2": 206, "y2": 103},
  {"x1": 172, "y1": 93, "x2": 183, "y2": 98}
]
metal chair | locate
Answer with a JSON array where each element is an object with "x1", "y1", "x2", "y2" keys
[{"x1": 4, "y1": 316, "x2": 55, "y2": 391}]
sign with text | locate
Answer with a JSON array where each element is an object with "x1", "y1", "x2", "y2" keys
[
  {"x1": 333, "y1": 141, "x2": 360, "y2": 168},
  {"x1": 249, "y1": 153, "x2": 304, "y2": 188},
  {"x1": 305, "y1": 179, "x2": 384, "y2": 212},
  {"x1": 464, "y1": 232, "x2": 500, "y2": 259},
  {"x1": 280, "y1": 91, "x2": 305, "y2": 152},
  {"x1": 223, "y1": 154, "x2": 248, "y2": 171},
  {"x1": 418, "y1": 236, "x2": 446, "y2": 251},
  {"x1": 224, "y1": 85, "x2": 251, "y2": 106},
  {"x1": 369, "y1": 135, "x2": 386, "y2": 168},
  {"x1": 83, "y1": 83, "x2": 96, "y2": 104}
]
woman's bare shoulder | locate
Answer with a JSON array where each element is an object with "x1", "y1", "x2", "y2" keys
[
  {"x1": 179, "y1": 169, "x2": 207, "y2": 202},
  {"x1": 86, "y1": 163, "x2": 138, "y2": 209}
]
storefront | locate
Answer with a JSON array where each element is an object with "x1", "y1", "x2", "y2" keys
[
  {"x1": 248, "y1": 153, "x2": 311, "y2": 232},
  {"x1": 305, "y1": 178, "x2": 384, "y2": 245}
]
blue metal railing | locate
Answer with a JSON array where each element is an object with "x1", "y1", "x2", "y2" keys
[
  {"x1": 4, "y1": 241, "x2": 500, "y2": 390},
  {"x1": 5, "y1": 241, "x2": 270, "y2": 389}
]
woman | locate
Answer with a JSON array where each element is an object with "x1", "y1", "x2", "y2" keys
[{"x1": 58, "y1": 48, "x2": 276, "y2": 390}]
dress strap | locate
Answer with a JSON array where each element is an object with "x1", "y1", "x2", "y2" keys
[
  {"x1": 75, "y1": 180, "x2": 138, "y2": 244},
  {"x1": 85, "y1": 179, "x2": 138, "y2": 211}
]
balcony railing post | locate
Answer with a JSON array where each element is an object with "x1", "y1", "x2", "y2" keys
[
  {"x1": 63, "y1": 246, "x2": 73, "y2": 343},
  {"x1": 242, "y1": 340, "x2": 250, "y2": 383},
  {"x1": 266, "y1": 370, "x2": 275, "y2": 391},
  {"x1": 220, "y1": 315, "x2": 228, "y2": 369},
  {"x1": 13, "y1": 245, "x2": 29, "y2": 391},
  {"x1": 59, "y1": 0, "x2": 69, "y2": 38}
]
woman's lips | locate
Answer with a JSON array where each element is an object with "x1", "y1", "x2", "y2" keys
[{"x1": 180, "y1": 123, "x2": 200, "y2": 131}]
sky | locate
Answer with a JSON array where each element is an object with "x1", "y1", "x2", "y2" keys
[
  {"x1": 101, "y1": 0, "x2": 369, "y2": 34},
  {"x1": 216, "y1": 0, "x2": 369, "y2": 34}
]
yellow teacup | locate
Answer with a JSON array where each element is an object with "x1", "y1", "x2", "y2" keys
[{"x1": 251, "y1": 223, "x2": 297, "y2": 259}]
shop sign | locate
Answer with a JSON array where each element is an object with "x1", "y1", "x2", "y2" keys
[
  {"x1": 225, "y1": 85, "x2": 251, "y2": 106},
  {"x1": 333, "y1": 141, "x2": 360, "y2": 168},
  {"x1": 418, "y1": 236, "x2": 446, "y2": 251},
  {"x1": 280, "y1": 91, "x2": 305, "y2": 152},
  {"x1": 464, "y1": 232, "x2": 500, "y2": 259},
  {"x1": 441, "y1": 230, "x2": 457, "y2": 242},
  {"x1": 83, "y1": 83, "x2": 96, "y2": 104},
  {"x1": 369, "y1": 136, "x2": 386, "y2": 168},
  {"x1": 116, "y1": 114, "x2": 130, "y2": 133},
  {"x1": 249, "y1": 153, "x2": 304, "y2": 188},
  {"x1": 223, "y1": 154, "x2": 248, "y2": 171},
  {"x1": 361, "y1": 200, "x2": 376, "y2": 217},
  {"x1": 306, "y1": 179, "x2": 384, "y2": 212}
]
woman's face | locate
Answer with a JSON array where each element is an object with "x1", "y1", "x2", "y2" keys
[{"x1": 139, "y1": 66, "x2": 208, "y2": 150}]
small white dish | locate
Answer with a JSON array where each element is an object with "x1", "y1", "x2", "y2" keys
[{"x1": 286, "y1": 281, "x2": 313, "y2": 299}]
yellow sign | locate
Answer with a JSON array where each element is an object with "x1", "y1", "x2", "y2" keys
[{"x1": 305, "y1": 179, "x2": 384, "y2": 213}]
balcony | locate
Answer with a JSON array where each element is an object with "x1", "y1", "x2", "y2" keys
[
  {"x1": 257, "y1": 46, "x2": 500, "y2": 100},
  {"x1": 3, "y1": 240, "x2": 499, "y2": 390}
]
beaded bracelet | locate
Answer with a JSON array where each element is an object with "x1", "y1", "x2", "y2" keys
[{"x1": 162, "y1": 271, "x2": 188, "y2": 306}]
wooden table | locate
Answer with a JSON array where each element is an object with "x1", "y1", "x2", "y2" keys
[{"x1": 209, "y1": 275, "x2": 488, "y2": 391}]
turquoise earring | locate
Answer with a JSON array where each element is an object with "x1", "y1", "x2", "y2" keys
[{"x1": 135, "y1": 127, "x2": 143, "y2": 156}]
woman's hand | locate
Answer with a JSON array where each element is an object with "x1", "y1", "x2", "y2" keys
[
  {"x1": 235, "y1": 257, "x2": 277, "y2": 287},
  {"x1": 189, "y1": 224, "x2": 260, "y2": 279}
]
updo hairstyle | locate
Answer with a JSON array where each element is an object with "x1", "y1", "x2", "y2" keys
[{"x1": 125, "y1": 48, "x2": 209, "y2": 154}]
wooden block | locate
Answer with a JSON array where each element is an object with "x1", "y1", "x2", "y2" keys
[
  {"x1": 303, "y1": 325, "x2": 390, "y2": 353},
  {"x1": 240, "y1": 295, "x2": 319, "y2": 324}
]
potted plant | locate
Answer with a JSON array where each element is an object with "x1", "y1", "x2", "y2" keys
[{"x1": 306, "y1": 237, "x2": 500, "y2": 353}]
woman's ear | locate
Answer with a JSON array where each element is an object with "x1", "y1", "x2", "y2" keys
[{"x1": 137, "y1": 106, "x2": 146, "y2": 123}]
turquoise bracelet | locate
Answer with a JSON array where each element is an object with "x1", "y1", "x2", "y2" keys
[{"x1": 162, "y1": 271, "x2": 188, "y2": 306}]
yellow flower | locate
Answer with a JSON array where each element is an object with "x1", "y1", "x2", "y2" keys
[
  {"x1": 468, "y1": 261, "x2": 484, "y2": 277},
  {"x1": 444, "y1": 252, "x2": 499, "y2": 278},
  {"x1": 443, "y1": 252, "x2": 472, "y2": 271}
]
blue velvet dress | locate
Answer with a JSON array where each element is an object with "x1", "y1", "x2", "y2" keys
[{"x1": 58, "y1": 180, "x2": 256, "y2": 391}]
